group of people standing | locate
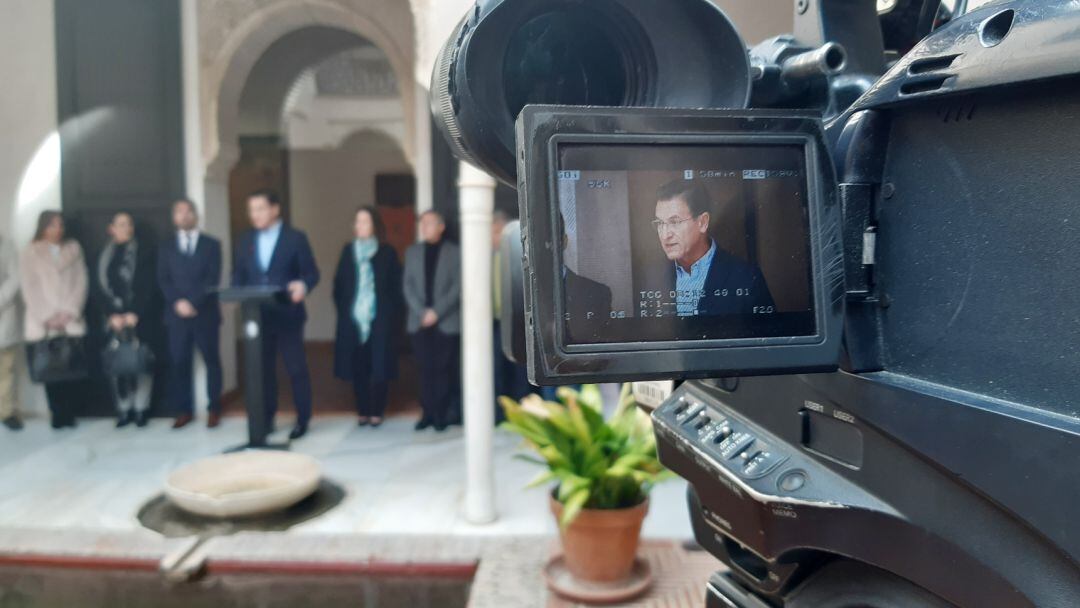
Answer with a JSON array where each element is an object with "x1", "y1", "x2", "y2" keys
[
  {"x1": 333, "y1": 205, "x2": 464, "y2": 431},
  {"x1": 0, "y1": 190, "x2": 470, "y2": 436},
  {"x1": 0, "y1": 204, "x2": 222, "y2": 431}
]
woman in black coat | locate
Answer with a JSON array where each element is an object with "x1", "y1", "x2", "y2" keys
[
  {"x1": 96, "y1": 211, "x2": 158, "y2": 427},
  {"x1": 333, "y1": 206, "x2": 403, "y2": 427}
]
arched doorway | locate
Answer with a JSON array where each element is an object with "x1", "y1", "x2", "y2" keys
[
  {"x1": 282, "y1": 128, "x2": 416, "y2": 415},
  {"x1": 222, "y1": 25, "x2": 419, "y2": 417}
]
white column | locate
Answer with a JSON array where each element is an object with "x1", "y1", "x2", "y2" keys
[
  {"x1": 459, "y1": 160, "x2": 497, "y2": 525},
  {"x1": 180, "y1": 0, "x2": 218, "y2": 413},
  {"x1": 414, "y1": 82, "x2": 434, "y2": 215},
  {"x1": 180, "y1": 0, "x2": 204, "y2": 209}
]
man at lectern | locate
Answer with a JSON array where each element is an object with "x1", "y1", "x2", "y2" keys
[{"x1": 232, "y1": 190, "x2": 320, "y2": 440}]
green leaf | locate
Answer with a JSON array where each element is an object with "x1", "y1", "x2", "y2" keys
[
  {"x1": 577, "y1": 398, "x2": 606, "y2": 434},
  {"x1": 525, "y1": 470, "x2": 557, "y2": 489},
  {"x1": 555, "y1": 386, "x2": 579, "y2": 406},
  {"x1": 578, "y1": 384, "x2": 604, "y2": 412},
  {"x1": 501, "y1": 422, "x2": 548, "y2": 447},
  {"x1": 566, "y1": 400, "x2": 593, "y2": 445},
  {"x1": 543, "y1": 407, "x2": 579, "y2": 439},
  {"x1": 512, "y1": 454, "x2": 548, "y2": 467},
  {"x1": 615, "y1": 383, "x2": 636, "y2": 416},
  {"x1": 498, "y1": 395, "x2": 521, "y2": 415},
  {"x1": 538, "y1": 445, "x2": 570, "y2": 469},
  {"x1": 560, "y1": 488, "x2": 590, "y2": 528},
  {"x1": 556, "y1": 473, "x2": 590, "y2": 502},
  {"x1": 610, "y1": 453, "x2": 649, "y2": 471}
]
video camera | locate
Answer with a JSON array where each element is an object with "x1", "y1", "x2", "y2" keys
[
  {"x1": 433, "y1": 1, "x2": 1080, "y2": 606},
  {"x1": 432, "y1": 0, "x2": 874, "y2": 385}
]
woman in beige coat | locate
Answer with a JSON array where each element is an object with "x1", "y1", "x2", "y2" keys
[{"x1": 20, "y1": 211, "x2": 88, "y2": 428}]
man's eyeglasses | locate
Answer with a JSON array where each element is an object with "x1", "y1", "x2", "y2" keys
[{"x1": 652, "y1": 216, "x2": 697, "y2": 233}]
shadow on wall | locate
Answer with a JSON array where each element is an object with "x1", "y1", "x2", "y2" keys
[{"x1": 7, "y1": 110, "x2": 115, "y2": 417}]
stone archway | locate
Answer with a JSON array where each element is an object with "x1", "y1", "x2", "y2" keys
[
  {"x1": 192, "y1": 0, "x2": 417, "y2": 400},
  {"x1": 203, "y1": 0, "x2": 416, "y2": 183}
]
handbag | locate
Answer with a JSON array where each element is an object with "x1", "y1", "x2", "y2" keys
[
  {"x1": 102, "y1": 333, "x2": 156, "y2": 377},
  {"x1": 28, "y1": 333, "x2": 89, "y2": 384}
]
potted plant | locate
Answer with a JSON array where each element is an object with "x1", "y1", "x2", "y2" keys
[{"x1": 500, "y1": 384, "x2": 671, "y2": 585}]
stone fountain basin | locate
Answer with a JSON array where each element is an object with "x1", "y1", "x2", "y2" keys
[{"x1": 165, "y1": 451, "x2": 322, "y2": 519}]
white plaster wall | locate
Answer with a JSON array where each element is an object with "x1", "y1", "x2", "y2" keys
[
  {"x1": 288, "y1": 132, "x2": 411, "y2": 341},
  {"x1": 711, "y1": 0, "x2": 793, "y2": 45},
  {"x1": 411, "y1": 0, "x2": 471, "y2": 84},
  {"x1": 0, "y1": 0, "x2": 61, "y2": 417},
  {"x1": 0, "y1": 0, "x2": 61, "y2": 247},
  {"x1": 283, "y1": 77, "x2": 406, "y2": 151}
]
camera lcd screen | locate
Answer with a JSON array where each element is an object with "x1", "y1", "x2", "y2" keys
[{"x1": 556, "y1": 143, "x2": 816, "y2": 346}]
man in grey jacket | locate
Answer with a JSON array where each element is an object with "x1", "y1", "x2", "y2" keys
[
  {"x1": 404, "y1": 211, "x2": 461, "y2": 431},
  {"x1": 0, "y1": 234, "x2": 22, "y2": 431}
]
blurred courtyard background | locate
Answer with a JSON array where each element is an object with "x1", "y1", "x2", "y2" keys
[{"x1": 0, "y1": 0, "x2": 802, "y2": 605}]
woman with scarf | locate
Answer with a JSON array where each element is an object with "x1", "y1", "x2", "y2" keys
[
  {"x1": 96, "y1": 212, "x2": 156, "y2": 427},
  {"x1": 333, "y1": 206, "x2": 403, "y2": 427}
]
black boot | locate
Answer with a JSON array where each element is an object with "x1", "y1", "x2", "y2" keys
[
  {"x1": 135, "y1": 410, "x2": 149, "y2": 428},
  {"x1": 288, "y1": 423, "x2": 308, "y2": 440},
  {"x1": 2, "y1": 416, "x2": 23, "y2": 431},
  {"x1": 116, "y1": 410, "x2": 134, "y2": 428}
]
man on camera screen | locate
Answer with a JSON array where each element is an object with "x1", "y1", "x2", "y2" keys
[
  {"x1": 554, "y1": 143, "x2": 815, "y2": 347},
  {"x1": 653, "y1": 179, "x2": 774, "y2": 318}
]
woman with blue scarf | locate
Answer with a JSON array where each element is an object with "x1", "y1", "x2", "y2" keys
[{"x1": 333, "y1": 207, "x2": 403, "y2": 426}]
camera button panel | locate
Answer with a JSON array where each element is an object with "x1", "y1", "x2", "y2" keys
[{"x1": 657, "y1": 386, "x2": 794, "y2": 487}]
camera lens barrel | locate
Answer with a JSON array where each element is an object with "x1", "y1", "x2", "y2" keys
[{"x1": 431, "y1": 0, "x2": 752, "y2": 184}]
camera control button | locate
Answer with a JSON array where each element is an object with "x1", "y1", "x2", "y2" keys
[
  {"x1": 719, "y1": 432, "x2": 755, "y2": 460},
  {"x1": 712, "y1": 426, "x2": 733, "y2": 444},
  {"x1": 676, "y1": 404, "x2": 703, "y2": 424},
  {"x1": 778, "y1": 470, "x2": 807, "y2": 492},
  {"x1": 742, "y1": 451, "x2": 787, "y2": 479}
]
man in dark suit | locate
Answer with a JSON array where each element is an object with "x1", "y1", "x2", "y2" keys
[
  {"x1": 564, "y1": 268, "x2": 613, "y2": 339},
  {"x1": 404, "y1": 211, "x2": 460, "y2": 432},
  {"x1": 654, "y1": 180, "x2": 774, "y2": 316},
  {"x1": 232, "y1": 190, "x2": 320, "y2": 440},
  {"x1": 557, "y1": 211, "x2": 613, "y2": 343},
  {"x1": 159, "y1": 199, "x2": 223, "y2": 430}
]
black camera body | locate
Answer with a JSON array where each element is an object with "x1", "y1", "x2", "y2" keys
[{"x1": 434, "y1": 0, "x2": 1080, "y2": 606}]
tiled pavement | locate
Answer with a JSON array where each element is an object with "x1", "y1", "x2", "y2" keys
[{"x1": 0, "y1": 415, "x2": 717, "y2": 605}]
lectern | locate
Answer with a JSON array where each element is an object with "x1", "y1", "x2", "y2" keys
[{"x1": 217, "y1": 285, "x2": 287, "y2": 450}]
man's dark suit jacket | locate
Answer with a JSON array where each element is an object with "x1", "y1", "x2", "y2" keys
[
  {"x1": 158, "y1": 234, "x2": 222, "y2": 327},
  {"x1": 232, "y1": 226, "x2": 320, "y2": 329},
  {"x1": 680, "y1": 247, "x2": 775, "y2": 316},
  {"x1": 564, "y1": 269, "x2": 613, "y2": 341}
]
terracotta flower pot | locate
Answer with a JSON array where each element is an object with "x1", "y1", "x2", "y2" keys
[{"x1": 550, "y1": 495, "x2": 649, "y2": 584}]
